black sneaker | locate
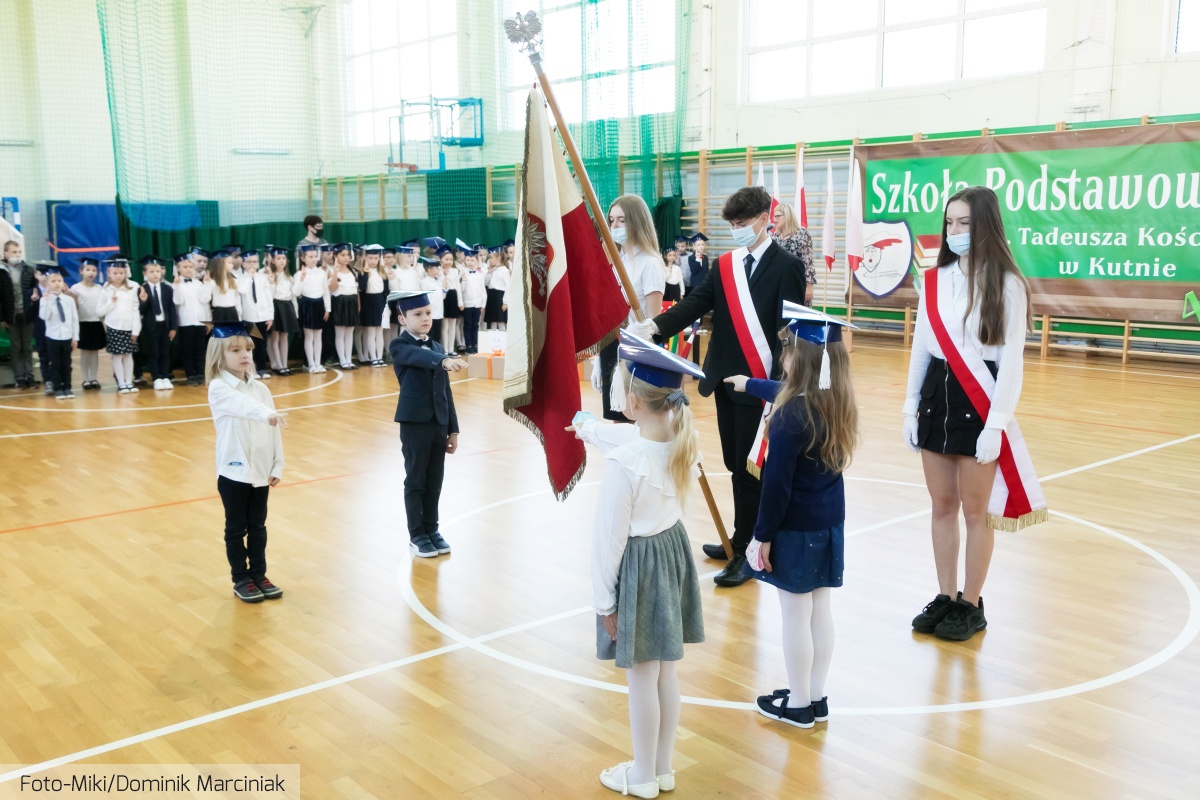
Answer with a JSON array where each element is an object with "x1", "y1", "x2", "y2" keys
[
  {"x1": 429, "y1": 531, "x2": 451, "y2": 554},
  {"x1": 44, "y1": 382, "x2": 55, "y2": 396},
  {"x1": 254, "y1": 576, "x2": 283, "y2": 599},
  {"x1": 811, "y1": 696, "x2": 829, "y2": 722},
  {"x1": 233, "y1": 579, "x2": 265, "y2": 603},
  {"x1": 409, "y1": 534, "x2": 439, "y2": 558},
  {"x1": 935, "y1": 596, "x2": 987, "y2": 641},
  {"x1": 702, "y1": 542, "x2": 730, "y2": 561},
  {"x1": 55, "y1": 390, "x2": 67, "y2": 400},
  {"x1": 756, "y1": 694, "x2": 815, "y2": 729},
  {"x1": 912, "y1": 593, "x2": 957, "y2": 633}
]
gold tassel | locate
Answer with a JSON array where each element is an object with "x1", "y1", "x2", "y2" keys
[
  {"x1": 746, "y1": 458, "x2": 761, "y2": 480},
  {"x1": 988, "y1": 506, "x2": 1049, "y2": 532}
]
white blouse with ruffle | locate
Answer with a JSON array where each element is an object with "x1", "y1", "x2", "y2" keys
[{"x1": 578, "y1": 419, "x2": 700, "y2": 616}]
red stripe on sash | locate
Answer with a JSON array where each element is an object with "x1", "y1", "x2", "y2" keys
[
  {"x1": 718, "y1": 252, "x2": 768, "y2": 380},
  {"x1": 924, "y1": 268, "x2": 1032, "y2": 519}
]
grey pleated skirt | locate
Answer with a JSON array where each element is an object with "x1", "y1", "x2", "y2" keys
[{"x1": 596, "y1": 520, "x2": 704, "y2": 669}]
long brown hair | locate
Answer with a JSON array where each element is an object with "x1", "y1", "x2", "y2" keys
[
  {"x1": 937, "y1": 186, "x2": 1033, "y2": 346},
  {"x1": 769, "y1": 331, "x2": 859, "y2": 474},
  {"x1": 210, "y1": 256, "x2": 235, "y2": 292}
]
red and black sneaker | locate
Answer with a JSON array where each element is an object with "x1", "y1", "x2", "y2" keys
[
  {"x1": 255, "y1": 576, "x2": 283, "y2": 600},
  {"x1": 233, "y1": 579, "x2": 265, "y2": 603}
]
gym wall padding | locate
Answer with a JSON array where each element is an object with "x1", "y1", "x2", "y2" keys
[{"x1": 48, "y1": 202, "x2": 119, "y2": 281}]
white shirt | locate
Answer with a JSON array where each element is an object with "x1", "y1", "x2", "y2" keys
[
  {"x1": 419, "y1": 274, "x2": 445, "y2": 319},
  {"x1": 70, "y1": 282, "x2": 105, "y2": 322},
  {"x1": 97, "y1": 282, "x2": 142, "y2": 335},
  {"x1": 622, "y1": 249, "x2": 666, "y2": 324},
  {"x1": 486, "y1": 266, "x2": 510, "y2": 293},
  {"x1": 173, "y1": 278, "x2": 213, "y2": 327},
  {"x1": 210, "y1": 280, "x2": 241, "y2": 313},
  {"x1": 461, "y1": 269, "x2": 487, "y2": 308},
  {"x1": 143, "y1": 281, "x2": 167, "y2": 322},
  {"x1": 904, "y1": 261, "x2": 1028, "y2": 431},
  {"x1": 365, "y1": 270, "x2": 385, "y2": 294},
  {"x1": 580, "y1": 420, "x2": 699, "y2": 616},
  {"x1": 442, "y1": 266, "x2": 462, "y2": 298},
  {"x1": 208, "y1": 370, "x2": 285, "y2": 487},
  {"x1": 298, "y1": 266, "x2": 331, "y2": 311},
  {"x1": 238, "y1": 272, "x2": 273, "y2": 322},
  {"x1": 270, "y1": 271, "x2": 296, "y2": 302},
  {"x1": 391, "y1": 265, "x2": 423, "y2": 293},
  {"x1": 665, "y1": 264, "x2": 682, "y2": 286},
  {"x1": 39, "y1": 290, "x2": 80, "y2": 341},
  {"x1": 332, "y1": 269, "x2": 357, "y2": 296}
]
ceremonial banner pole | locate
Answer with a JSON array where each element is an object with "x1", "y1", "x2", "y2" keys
[{"x1": 505, "y1": 12, "x2": 733, "y2": 559}]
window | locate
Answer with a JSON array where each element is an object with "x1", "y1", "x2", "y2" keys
[
  {"x1": 746, "y1": 0, "x2": 1048, "y2": 102},
  {"x1": 1178, "y1": 0, "x2": 1200, "y2": 53},
  {"x1": 343, "y1": 0, "x2": 458, "y2": 147},
  {"x1": 501, "y1": 0, "x2": 680, "y2": 130}
]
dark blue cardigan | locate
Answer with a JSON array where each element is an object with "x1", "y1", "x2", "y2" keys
[{"x1": 746, "y1": 379, "x2": 846, "y2": 542}]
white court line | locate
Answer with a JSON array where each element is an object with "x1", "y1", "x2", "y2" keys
[
  {"x1": 0, "y1": 371, "x2": 344, "y2": 413},
  {"x1": 0, "y1": 380, "x2": 478, "y2": 440},
  {"x1": 1, "y1": 416, "x2": 1195, "y2": 774}
]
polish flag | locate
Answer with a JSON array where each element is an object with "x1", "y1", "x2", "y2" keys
[
  {"x1": 795, "y1": 146, "x2": 808, "y2": 228},
  {"x1": 821, "y1": 159, "x2": 836, "y2": 271},
  {"x1": 755, "y1": 162, "x2": 765, "y2": 188},
  {"x1": 504, "y1": 89, "x2": 630, "y2": 500},
  {"x1": 769, "y1": 163, "x2": 781, "y2": 223},
  {"x1": 845, "y1": 150, "x2": 864, "y2": 273}
]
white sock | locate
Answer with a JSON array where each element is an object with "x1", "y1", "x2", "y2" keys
[
  {"x1": 626, "y1": 661, "x2": 662, "y2": 785},
  {"x1": 809, "y1": 587, "x2": 835, "y2": 701},
  {"x1": 655, "y1": 660, "x2": 680, "y2": 776},
  {"x1": 778, "y1": 590, "x2": 815, "y2": 708},
  {"x1": 81, "y1": 350, "x2": 99, "y2": 382}
]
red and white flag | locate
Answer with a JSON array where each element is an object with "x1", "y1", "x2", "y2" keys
[
  {"x1": 845, "y1": 149, "x2": 864, "y2": 273},
  {"x1": 504, "y1": 89, "x2": 630, "y2": 500},
  {"x1": 795, "y1": 146, "x2": 808, "y2": 228},
  {"x1": 821, "y1": 159, "x2": 836, "y2": 271},
  {"x1": 769, "y1": 163, "x2": 781, "y2": 223},
  {"x1": 755, "y1": 162, "x2": 764, "y2": 188}
]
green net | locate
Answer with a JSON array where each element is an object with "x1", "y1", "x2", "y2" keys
[{"x1": 93, "y1": 0, "x2": 691, "y2": 250}]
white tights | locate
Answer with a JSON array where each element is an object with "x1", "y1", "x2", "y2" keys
[
  {"x1": 111, "y1": 353, "x2": 133, "y2": 386},
  {"x1": 441, "y1": 318, "x2": 459, "y2": 353},
  {"x1": 334, "y1": 326, "x2": 355, "y2": 366},
  {"x1": 80, "y1": 349, "x2": 100, "y2": 382},
  {"x1": 354, "y1": 327, "x2": 365, "y2": 362},
  {"x1": 303, "y1": 329, "x2": 322, "y2": 368},
  {"x1": 778, "y1": 587, "x2": 835, "y2": 708},
  {"x1": 363, "y1": 327, "x2": 384, "y2": 362},
  {"x1": 268, "y1": 332, "x2": 289, "y2": 370},
  {"x1": 625, "y1": 660, "x2": 680, "y2": 785}
]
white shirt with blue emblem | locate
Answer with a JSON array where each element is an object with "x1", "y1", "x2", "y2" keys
[{"x1": 208, "y1": 370, "x2": 285, "y2": 487}]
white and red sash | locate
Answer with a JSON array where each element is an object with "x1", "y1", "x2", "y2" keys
[
  {"x1": 718, "y1": 249, "x2": 773, "y2": 477},
  {"x1": 926, "y1": 267, "x2": 1048, "y2": 531}
]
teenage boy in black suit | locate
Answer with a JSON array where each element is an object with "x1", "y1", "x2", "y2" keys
[
  {"x1": 630, "y1": 186, "x2": 806, "y2": 587},
  {"x1": 389, "y1": 290, "x2": 469, "y2": 559}
]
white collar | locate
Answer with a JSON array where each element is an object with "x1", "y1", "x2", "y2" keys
[
  {"x1": 748, "y1": 235, "x2": 772, "y2": 264},
  {"x1": 219, "y1": 369, "x2": 257, "y2": 388}
]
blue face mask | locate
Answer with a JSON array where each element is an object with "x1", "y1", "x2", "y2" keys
[
  {"x1": 946, "y1": 232, "x2": 970, "y2": 256},
  {"x1": 730, "y1": 218, "x2": 762, "y2": 248}
]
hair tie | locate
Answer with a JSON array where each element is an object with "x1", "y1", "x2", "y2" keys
[{"x1": 667, "y1": 389, "x2": 689, "y2": 408}]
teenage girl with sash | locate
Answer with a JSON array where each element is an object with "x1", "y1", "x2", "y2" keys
[{"x1": 903, "y1": 186, "x2": 1047, "y2": 642}]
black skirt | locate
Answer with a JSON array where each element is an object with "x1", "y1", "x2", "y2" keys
[
  {"x1": 443, "y1": 289, "x2": 462, "y2": 319},
  {"x1": 483, "y1": 288, "x2": 507, "y2": 324},
  {"x1": 273, "y1": 299, "x2": 300, "y2": 334},
  {"x1": 917, "y1": 357, "x2": 999, "y2": 457},
  {"x1": 664, "y1": 282, "x2": 681, "y2": 302},
  {"x1": 359, "y1": 291, "x2": 387, "y2": 327},
  {"x1": 79, "y1": 320, "x2": 106, "y2": 351},
  {"x1": 298, "y1": 296, "x2": 325, "y2": 330},
  {"x1": 745, "y1": 526, "x2": 845, "y2": 594},
  {"x1": 211, "y1": 306, "x2": 240, "y2": 323},
  {"x1": 331, "y1": 294, "x2": 359, "y2": 327}
]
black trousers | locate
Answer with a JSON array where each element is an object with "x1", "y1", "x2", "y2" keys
[
  {"x1": 400, "y1": 421, "x2": 448, "y2": 540},
  {"x1": 598, "y1": 338, "x2": 631, "y2": 423},
  {"x1": 141, "y1": 325, "x2": 172, "y2": 380},
  {"x1": 33, "y1": 316, "x2": 49, "y2": 382},
  {"x1": 429, "y1": 319, "x2": 443, "y2": 343},
  {"x1": 248, "y1": 321, "x2": 270, "y2": 371},
  {"x1": 714, "y1": 385, "x2": 765, "y2": 557},
  {"x1": 463, "y1": 307, "x2": 481, "y2": 352},
  {"x1": 179, "y1": 325, "x2": 207, "y2": 379},
  {"x1": 45, "y1": 337, "x2": 72, "y2": 390},
  {"x1": 217, "y1": 475, "x2": 270, "y2": 583}
]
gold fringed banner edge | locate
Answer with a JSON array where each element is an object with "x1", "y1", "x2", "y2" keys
[
  {"x1": 746, "y1": 458, "x2": 761, "y2": 480},
  {"x1": 503, "y1": 404, "x2": 587, "y2": 502},
  {"x1": 989, "y1": 506, "x2": 1049, "y2": 533}
]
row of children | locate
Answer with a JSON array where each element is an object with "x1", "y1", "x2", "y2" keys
[
  {"x1": 661, "y1": 232, "x2": 710, "y2": 302},
  {"x1": 1, "y1": 237, "x2": 515, "y2": 398}
]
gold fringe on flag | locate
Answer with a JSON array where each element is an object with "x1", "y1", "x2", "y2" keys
[{"x1": 988, "y1": 506, "x2": 1049, "y2": 532}]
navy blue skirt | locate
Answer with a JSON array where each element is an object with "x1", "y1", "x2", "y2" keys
[
  {"x1": 359, "y1": 291, "x2": 386, "y2": 326},
  {"x1": 745, "y1": 525, "x2": 844, "y2": 594}
]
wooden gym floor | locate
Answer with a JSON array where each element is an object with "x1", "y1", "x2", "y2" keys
[{"x1": 1, "y1": 339, "x2": 1199, "y2": 799}]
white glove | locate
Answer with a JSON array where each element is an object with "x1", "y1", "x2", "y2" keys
[
  {"x1": 627, "y1": 319, "x2": 658, "y2": 340},
  {"x1": 976, "y1": 427, "x2": 1002, "y2": 464},
  {"x1": 746, "y1": 538, "x2": 764, "y2": 571},
  {"x1": 589, "y1": 357, "x2": 604, "y2": 392},
  {"x1": 902, "y1": 414, "x2": 920, "y2": 453}
]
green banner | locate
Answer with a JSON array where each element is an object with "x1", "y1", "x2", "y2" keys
[{"x1": 859, "y1": 125, "x2": 1200, "y2": 321}]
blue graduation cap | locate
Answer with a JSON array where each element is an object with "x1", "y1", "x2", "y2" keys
[
  {"x1": 266, "y1": 246, "x2": 288, "y2": 257},
  {"x1": 187, "y1": 246, "x2": 210, "y2": 259},
  {"x1": 80, "y1": 256, "x2": 101, "y2": 267},
  {"x1": 619, "y1": 329, "x2": 705, "y2": 389},
  {"x1": 382, "y1": 246, "x2": 397, "y2": 255},
  {"x1": 137, "y1": 255, "x2": 166, "y2": 267},
  {"x1": 403, "y1": 239, "x2": 421, "y2": 248},
  {"x1": 362, "y1": 243, "x2": 384, "y2": 253},
  {"x1": 472, "y1": 242, "x2": 486, "y2": 251},
  {"x1": 397, "y1": 245, "x2": 416, "y2": 255},
  {"x1": 241, "y1": 248, "x2": 260, "y2": 260},
  {"x1": 173, "y1": 253, "x2": 191, "y2": 264},
  {"x1": 211, "y1": 321, "x2": 264, "y2": 340},
  {"x1": 297, "y1": 243, "x2": 320, "y2": 254},
  {"x1": 435, "y1": 244, "x2": 453, "y2": 257},
  {"x1": 210, "y1": 249, "x2": 231, "y2": 259},
  {"x1": 488, "y1": 245, "x2": 503, "y2": 254},
  {"x1": 501, "y1": 239, "x2": 515, "y2": 248},
  {"x1": 674, "y1": 235, "x2": 688, "y2": 244},
  {"x1": 103, "y1": 255, "x2": 130, "y2": 268},
  {"x1": 422, "y1": 236, "x2": 447, "y2": 249},
  {"x1": 689, "y1": 232, "x2": 709, "y2": 243},
  {"x1": 36, "y1": 262, "x2": 66, "y2": 277},
  {"x1": 454, "y1": 238, "x2": 471, "y2": 252},
  {"x1": 387, "y1": 290, "x2": 432, "y2": 312},
  {"x1": 331, "y1": 242, "x2": 352, "y2": 253},
  {"x1": 419, "y1": 256, "x2": 440, "y2": 268},
  {"x1": 222, "y1": 244, "x2": 244, "y2": 255},
  {"x1": 781, "y1": 301, "x2": 857, "y2": 390}
]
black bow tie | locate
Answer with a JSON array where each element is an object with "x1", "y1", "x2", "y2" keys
[{"x1": 418, "y1": 339, "x2": 432, "y2": 348}]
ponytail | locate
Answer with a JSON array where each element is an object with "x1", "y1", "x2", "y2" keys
[{"x1": 620, "y1": 364, "x2": 699, "y2": 503}]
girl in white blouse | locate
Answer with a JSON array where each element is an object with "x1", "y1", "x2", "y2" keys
[
  {"x1": 96, "y1": 258, "x2": 141, "y2": 393},
  {"x1": 295, "y1": 246, "x2": 330, "y2": 373},
  {"x1": 69, "y1": 257, "x2": 107, "y2": 390},
  {"x1": 208, "y1": 256, "x2": 242, "y2": 323},
  {"x1": 573, "y1": 334, "x2": 704, "y2": 799},
  {"x1": 903, "y1": 186, "x2": 1035, "y2": 642}
]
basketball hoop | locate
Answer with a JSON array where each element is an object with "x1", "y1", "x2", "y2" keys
[{"x1": 386, "y1": 162, "x2": 419, "y2": 174}]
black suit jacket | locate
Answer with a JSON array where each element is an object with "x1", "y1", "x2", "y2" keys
[
  {"x1": 685, "y1": 253, "x2": 709, "y2": 288},
  {"x1": 655, "y1": 241, "x2": 805, "y2": 404},
  {"x1": 390, "y1": 331, "x2": 459, "y2": 433},
  {"x1": 138, "y1": 282, "x2": 179, "y2": 333}
]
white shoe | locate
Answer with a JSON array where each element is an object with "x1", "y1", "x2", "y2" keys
[
  {"x1": 154, "y1": 379, "x2": 167, "y2": 390},
  {"x1": 118, "y1": 385, "x2": 131, "y2": 394},
  {"x1": 164, "y1": 379, "x2": 174, "y2": 390},
  {"x1": 657, "y1": 771, "x2": 675, "y2": 792},
  {"x1": 314, "y1": 365, "x2": 327, "y2": 373},
  {"x1": 127, "y1": 384, "x2": 139, "y2": 393},
  {"x1": 600, "y1": 762, "x2": 659, "y2": 798}
]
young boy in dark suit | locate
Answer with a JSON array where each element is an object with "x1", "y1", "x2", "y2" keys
[
  {"x1": 137, "y1": 255, "x2": 179, "y2": 390},
  {"x1": 388, "y1": 290, "x2": 468, "y2": 558}
]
